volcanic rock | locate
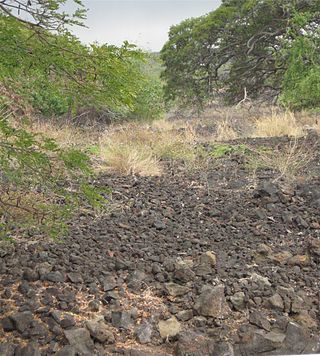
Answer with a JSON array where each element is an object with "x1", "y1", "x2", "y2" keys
[
  {"x1": 249, "y1": 310, "x2": 271, "y2": 331},
  {"x1": 135, "y1": 321, "x2": 153, "y2": 344},
  {"x1": 284, "y1": 322, "x2": 310, "y2": 353},
  {"x1": 194, "y1": 284, "x2": 230, "y2": 318},
  {"x1": 241, "y1": 330, "x2": 286, "y2": 354},
  {"x1": 56, "y1": 346, "x2": 77, "y2": 356},
  {"x1": 1, "y1": 317, "x2": 15, "y2": 332},
  {"x1": 266, "y1": 293, "x2": 284, "y2": 311},
  {"x1": 111, "y1": 310, "x2": 132, "y2": 330},
  {"x1": 174, "y1": 264, "x2": 195, "y2": 283},
  {"x1": 67, "y1": 272, "x2": 83, "y2": 283},
  {"x1": 64, "y1": 328, "x2": 94, "y2": 355},
  {"x1": 102, "y1": 275, "x2": 117, "y2": 291},
  {"x1": 60, "y1": 315, "x2": 76, "y2": 329},
  {"x1": 22, "y1": 268, "x2": 40, "y2": 282},
  {"x1": 86, "y1": 319, "x2": 115, "y2": 343},
  {"x1": 176, "y1": 310, "x2": 193, "y2": 322},
  {"x1": 10, "y1": 311, "x2": 34, "y2": 333},
  {"x1": 165, "y1": 282, "x2": 190, "y2": 297},
  {"x1": 250, "y1": 273, "x2": 271, "y2": 287},
  {"x1": 0, "y1": 343, "x2": 16, "y2": 356},
  {"x1": 175, "y1": 331, "x2": 216, "y2": 355},
  {"x1": 43, "y1": 271, "x2": 65, "y2": 283},
  {"x1": 126, "y1": 270, "x2": 146, "y2": 292},
  {"x1": 14, "y1": 343, "x2": 41, "y2": 356},
  {"x1": 230, "y1": 291, "x2": 245, "y2": 311}
]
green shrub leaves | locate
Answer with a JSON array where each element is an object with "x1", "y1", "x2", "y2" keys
[
  {"x1": 160, "y1": 0, "x2": 320, "y2": 110},
  {"x1": 0, "y1": 109, "x2": 108, "y2": 239}
]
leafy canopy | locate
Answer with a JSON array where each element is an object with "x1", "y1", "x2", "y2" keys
[
  {"x1": 0, "y1": 13, "x2": 164, "y2": 118},
  {"x1": 160, "y1": 0, "x2": 320, "y2": 110},
  {"x1": 0, "y1": 0, "x2": 164, "y2": 239}
]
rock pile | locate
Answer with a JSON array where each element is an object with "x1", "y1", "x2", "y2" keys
[{"x1": 0, "y1": 136, "x2": 319, "y2": 355}]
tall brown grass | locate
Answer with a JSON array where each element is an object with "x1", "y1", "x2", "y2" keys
[
  {"x1": 252, "y1": 112, "x2": 304, "y2": 138},
  {"x1": 30, "y1": 120, "x2": 97, "y2": 147},
  {"x1": 98, "y1": 122, "x2": 200, "y2": 176},
  {"x1": 215, "y1": 118, "x2": 238, "y2": 141},
  {"x1": 22, "y1": 106, "x2": 319, "y2": 178},
  {"x1": 100, "y1": 142, "x2": 162, "y2": 177}
]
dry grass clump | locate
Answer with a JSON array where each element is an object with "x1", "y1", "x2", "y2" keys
[
  {"x1": 153, "y1": 115, "x2": 239, "y2": 143},
  {"x1": 252, "y1": 112, "x2": 304, "y2": 138},
  {"x1": 100, "y1": 142, "x2": 162, "y2": 177},
  {"x1": 99, "y1": 124, "x2": 162, "y2": 176},
  {"x1": 153, "y1": 129, "x2": 197, "y2": 161},
  {"x1": 215, "y1": 118, "x2": 238, "y2": 141},
  {"x1": 99, "y1": 122, "x2": 199, "y2": 176},
  {"x1": 150, "y1": 118, "x2": 177, "y2": 132},
  {"x1": 248, "y1": 139, "x2": 315, "y2": 183}
]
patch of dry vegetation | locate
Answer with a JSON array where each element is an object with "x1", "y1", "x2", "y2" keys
[
  {"x1": 248, "y1": 138, "x2": 315, "y2": 183},
  {"x1": 179, "y1": 104, "x2": 319, "y2": 140},
  {"x1": 30, "y1": 120, "x2": 97, "y2": 148},
  {"x1": 100, "y1": 141, "x2": 162, "y2": 177},
  {"x1": 97, "y1": 106, "x2": 319, "y2": 177},
  {"x1": 98, "y1": 122, "x2": 200, "y2": 176},
  {"x1": 20, "y1": 105, "x2": 318, "y2": 180},
  {"x1": 215, "y1": 118, "x2": 238, "y2": 141},
  {"x1": 252, "y1": 112, "x2": 304, "y2": 138}
]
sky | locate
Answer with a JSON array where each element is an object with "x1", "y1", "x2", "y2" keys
[{"x1": 69, "y1": 0, "x2": 221, "y2": 51}]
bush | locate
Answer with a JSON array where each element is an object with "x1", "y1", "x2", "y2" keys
[
  {"x1": 0, "y1": 16, "x2": 164, "y2": 121},
  {"x1": 130, "y1": 77, "x2": 164, "y2": 121},
  {"x1": 281, "y1": 37, "x2": 320, "y2": 110},
  {"x1": 0, "y1": 108, "x2": 108, "y2": 239}
]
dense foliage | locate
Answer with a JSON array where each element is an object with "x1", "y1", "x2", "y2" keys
[
  {"x1": 0, "y1": 1, "x2": 164, "y2": 119},
  {"x1": 0, "y1": 0, "x2": 164, "y2": 239},
  {"x1": 0, "y1": 107, "x2": 108, "y2": 239},
  {"x1": 161, "y1": 0, "x2": 320, "y2": 110}
]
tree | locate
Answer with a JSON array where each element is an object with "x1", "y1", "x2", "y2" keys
[
  {"x1": 219, "y1": 0, "x2": 320, "y2": 104},
  {"x1": 0, "y1": 0, "x2": 164, "y2": 239},
  {"x1": 280, "y1": 10, "x2": 320, "y2": 110},
  {"x1": 161, "y1": 0, "x2": 320, "y2": 110},
  {"x1": 0, "y1": 8, "x2": 164, "y2": 118},
  {"x1": 161, "y1": 17, "x2": 206, "y2": 108}
]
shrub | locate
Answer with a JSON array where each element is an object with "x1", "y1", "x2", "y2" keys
[{"x1": 0, "y1": 108, "x2": 108, "y2": 239}]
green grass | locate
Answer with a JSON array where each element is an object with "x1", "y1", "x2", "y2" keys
[
  {"x1": 87, "y1": 145, "x2": 100, "y2": 155},
  {"x1": 209, "y1": 144, "x2": 249, "y2": 158}
]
